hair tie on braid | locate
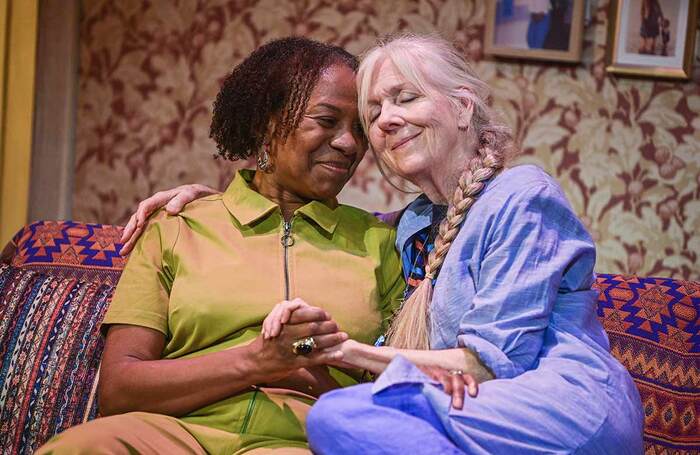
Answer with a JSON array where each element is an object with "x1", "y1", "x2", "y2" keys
[{"x1": 386, "y1": 133, "x2": 506, "y2": 350}]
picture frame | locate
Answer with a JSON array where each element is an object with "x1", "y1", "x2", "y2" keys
[
  {"x1": 484, "y1": 0, "x2": 586, "y2": 63},
  {"x1": 606, "y1": 0, "x2": 699, "y2": 79}
]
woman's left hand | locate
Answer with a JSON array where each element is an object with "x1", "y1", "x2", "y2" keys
[
  {"x1": 327, "y1": 342, "x2": 481, "y2": 407},
  {"x1": 262, "y1": 298, "x2": 312, "y2": 339},
  {"x1": 417, "y1": 365, "x2": 479, "y2": 410}
]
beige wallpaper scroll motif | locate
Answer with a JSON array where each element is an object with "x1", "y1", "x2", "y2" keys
[{"x1": 74, "y1": 0, "x2": 700, "y2": 279}]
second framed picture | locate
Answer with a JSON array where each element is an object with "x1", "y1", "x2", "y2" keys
[
  {"x1": 606, "y1": 0, "x2": 699, "y2": 79},
  {"x1": 484, "y1": 0, "x2": 586, "y2": 63}
]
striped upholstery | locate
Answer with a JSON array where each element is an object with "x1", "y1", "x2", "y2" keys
[{"x1": 0, "y1": 264, "x2": 113, "y2": 454}]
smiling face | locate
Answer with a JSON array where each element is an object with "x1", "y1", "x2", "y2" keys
[
  {"x1": 264, "y1": 63, "x2": 366, "y2": 203},
  {"x1": 364, "y1": 57, "x2": 468, "y2": 199}
]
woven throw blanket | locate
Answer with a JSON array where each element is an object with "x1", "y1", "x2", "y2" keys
[{"x1": 595, "y1": 275, "x2": 700, "y2": 453}]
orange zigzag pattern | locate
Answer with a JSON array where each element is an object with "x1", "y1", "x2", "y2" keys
[
  {"x1": 611, "y1": 344, "x2": 700, "y2": 389},
  {"x1": 645, "y1": 441, "x2": 700, "y2": 455}
]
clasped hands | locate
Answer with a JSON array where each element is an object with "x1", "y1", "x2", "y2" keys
[{"x1": 260, "y1": 298, "x2": 480, "y2": 409}]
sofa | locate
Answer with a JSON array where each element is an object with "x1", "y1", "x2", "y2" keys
[{"x1": 0, "y1": 220, "x2": 698, "y2": 454}]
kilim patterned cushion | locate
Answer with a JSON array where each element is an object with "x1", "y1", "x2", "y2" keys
[
  {"x1": 594, "y1": 274, "x2": 700, "y2": 454},
  {"x1": 7, "y1": 221, "x2": 126, "y2": 285},
  {"x1": 0, "y1": 263, "x2": 113, "y2": 454}
]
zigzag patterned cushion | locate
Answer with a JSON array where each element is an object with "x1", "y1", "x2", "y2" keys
[
  {"x1": 8, "y1": 221, "x2": 125, "y2": 284},
  {"x1": 594, "y1": 274, "x2": 700, "y2": 454},
  {"x1": 0, "y1": 263, "x2": 112, "y2": 454}
]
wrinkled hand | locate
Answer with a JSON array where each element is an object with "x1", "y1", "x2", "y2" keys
[
  {"x1": 418, "y1": 365, "x2": 479, "y2": 410},
  {"x1": 119, "y1": 184, "x2": 220, "y2": 256},
  {"x1": 325, "y1": 339, "x2": 363, "y2": 370},
  {"x1": 263, "y1": 298, "x2": 313, "y2": 339},
  {"x1": 253, "y1": 303, "x2": 348, "y2": 383}
]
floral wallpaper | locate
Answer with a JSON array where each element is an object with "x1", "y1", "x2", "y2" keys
[{"x1": 74, "y1": 0, "x2": 700, "y2": 279}]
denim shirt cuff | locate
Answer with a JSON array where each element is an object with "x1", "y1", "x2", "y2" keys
[
  {"x1": 371, "y1": 355, "x2": 438, "y2": 395},
  {"x1": 457, "y1": 334, "x2": 523, "y2": 379}
]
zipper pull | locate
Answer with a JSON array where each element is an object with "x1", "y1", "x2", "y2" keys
[{"x1": 281, "y1": 220, "x2": 295, "y2": 247}]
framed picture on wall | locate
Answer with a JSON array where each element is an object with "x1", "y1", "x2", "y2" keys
[
  {"x1": 606, "y1": 0, "x2": 699, "y2": 79},
  {"x1": 484, "y1": 0, "x2": 586, "y2": 62}
]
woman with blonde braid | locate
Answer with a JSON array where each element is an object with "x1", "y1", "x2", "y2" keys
[
  {"x1": 123, "y1": 34, "x2": 644, "y2": 454},
  {"x1": 297, "y1": 34, "x2": 642, "y2": 454}
]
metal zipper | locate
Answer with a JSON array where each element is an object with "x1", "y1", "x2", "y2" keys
[{"x1": 281, "y1": 219, "x2": 294, "y2": 300}]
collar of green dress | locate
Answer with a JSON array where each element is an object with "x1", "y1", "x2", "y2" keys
[{"x1": 222, "y1": 169, "x2": 341, "y2": 234}]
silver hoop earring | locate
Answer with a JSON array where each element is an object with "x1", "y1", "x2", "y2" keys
[{"x1": 257, "y1": 146, "x2": 272, "y2": 172}]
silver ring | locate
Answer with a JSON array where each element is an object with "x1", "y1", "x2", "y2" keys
[{"x1": 448, "y1": 369, "x2": 464, "y2": 376}]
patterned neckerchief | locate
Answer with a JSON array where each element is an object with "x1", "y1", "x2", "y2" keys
[
  {"x1": 402, "y1": 225, "x2": 435, "y2": 298},
  {"x1": 402, "y1": 204, "x2": 446, "y2": 298},
  {"x1": 373, "y1": 205, "x2": 445, "y2": 348}
]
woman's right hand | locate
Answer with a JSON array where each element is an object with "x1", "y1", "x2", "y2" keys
[
  {"x1": 416, "y1": 365, "x2": 479, "y2": 410},
  {"x1": 263, "y1": 366, "x2": 342, "y2": 397},
  {"x1": 120, "y1": 184, "x2": 220, "y2": 255},
  {"x1": 251, "y1": 303, "x2": 348, "y2": 383}
]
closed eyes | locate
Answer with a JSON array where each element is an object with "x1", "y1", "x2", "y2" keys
[
  {"x1": 397, "y1": 92, "x2": 419, "y2": 103},
  {"x1": 316, "y1": 117, "x2": 338, "y2": 128},
  {"x1": 367, "y1": 91, "x2": 420, "y2": 124}
]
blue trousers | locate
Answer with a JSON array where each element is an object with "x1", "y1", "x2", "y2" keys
[
  {"x1": 307, "y1": 383, "x2": 464, "y2": 455},
  {"x1": 307, "y1": 356, "x2": 643, "y2": 455}
]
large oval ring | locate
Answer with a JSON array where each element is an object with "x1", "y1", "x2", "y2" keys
[{"x1": 291, "y1": 337, "x2": 316, "y2": 356}]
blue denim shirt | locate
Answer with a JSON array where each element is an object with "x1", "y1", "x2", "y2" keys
[
  {"x1": 393, "y1": 164, "x2": 618, "y2": 378},
  {"x1": 372, "y1": 165, "x2": 643, "y2": 453}
]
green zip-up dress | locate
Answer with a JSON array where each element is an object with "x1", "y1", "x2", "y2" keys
[{"x1": 93, "y1": 169, "x2": 403, "y2": 453}]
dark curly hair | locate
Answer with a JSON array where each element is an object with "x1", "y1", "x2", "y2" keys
[{"x1": 210, "y1": 37, "x2": 358, "y2": 161}]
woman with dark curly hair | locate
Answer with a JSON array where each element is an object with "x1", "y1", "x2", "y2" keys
[{"x1": 35, "y1": 37, "x2": 409, "y2": 454}]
